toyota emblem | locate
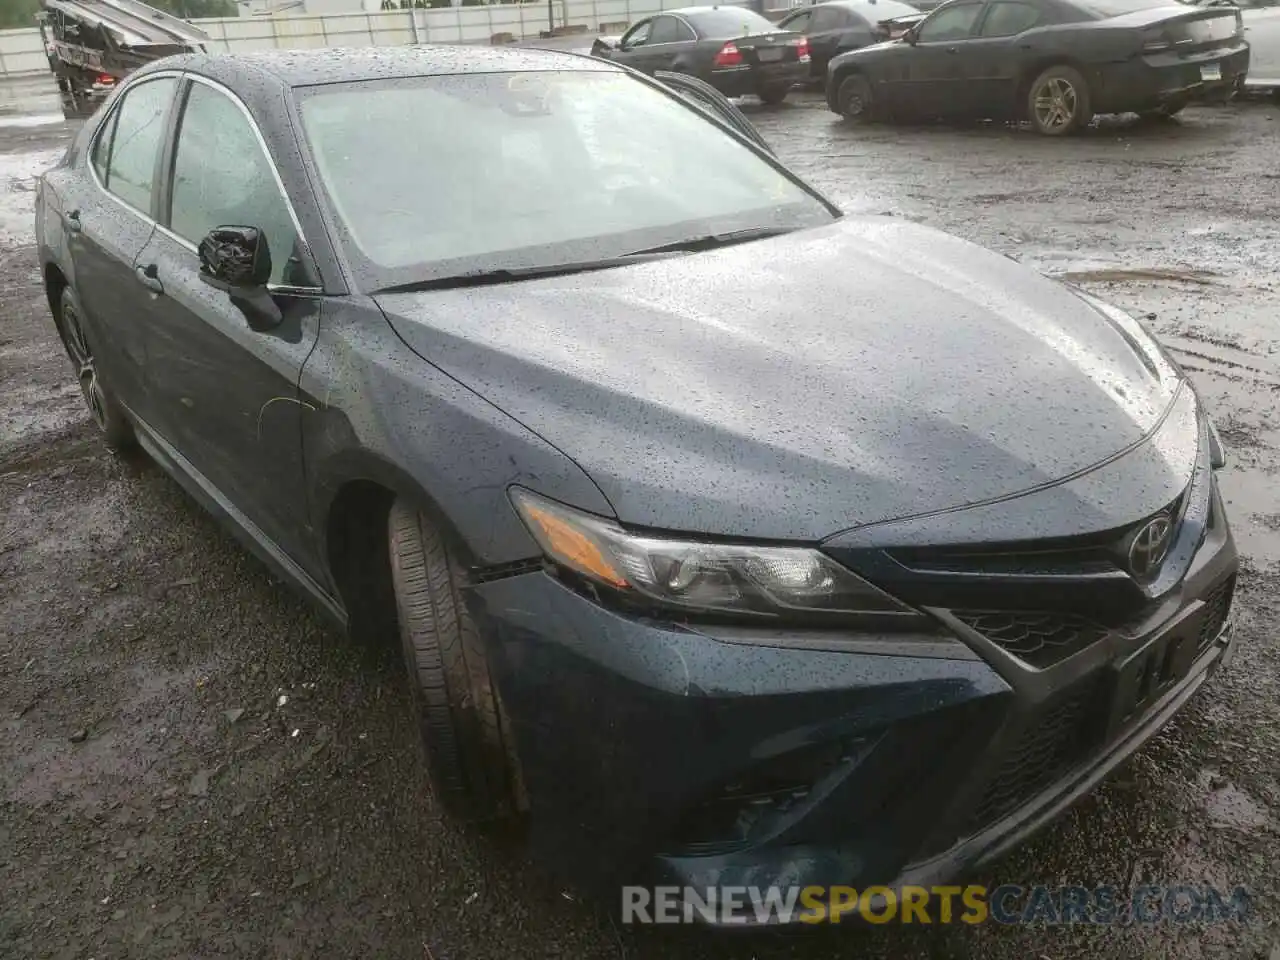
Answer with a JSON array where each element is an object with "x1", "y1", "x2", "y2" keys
[{"x1": 1128, "y1": 514, "x2": 1174, "y2": 579}]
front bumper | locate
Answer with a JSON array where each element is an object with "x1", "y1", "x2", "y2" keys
[{"x1": 465, "y1": 480, "x2": 1237, "y2": 922}]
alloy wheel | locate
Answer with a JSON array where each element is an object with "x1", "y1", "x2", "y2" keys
[
  {"x1": 1033, "y1": 77, "x2": 1077, "y2": 131},
  {"x1": 61, "y1": 300, "x2": 107, "y2": 431}
]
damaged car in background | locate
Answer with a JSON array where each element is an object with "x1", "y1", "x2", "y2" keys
[
  {"x1": 35, "y1": 44, "x2": 1238, "y2": 922},
  {"x1": 827, "y1": 0, "x2": 1251, "y2": 133}
]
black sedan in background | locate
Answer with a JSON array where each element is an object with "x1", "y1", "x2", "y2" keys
[
  {"x1": 777, "y1": 0, "x2": 922, "y2": 79},
  {"x1": 590, "y1": 5, "x2": 810, "y2": 102},
  {"x1": 36, "y1": 45, "x2": 1239, "y2": 923},
  {"x1": 827, "y1": 0, "x2": 1250, "y2": 133}
]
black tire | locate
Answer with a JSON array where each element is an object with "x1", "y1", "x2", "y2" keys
[
  {"x1": 836, "y1": 73, "x2": 873, "y2": 122},
  {"x1": 388, "y1": 500, "x2": 523, "y2": 823},
  {"x1": 55, "y1": 287, "x2": 134, "y2": 450},
  {"x1": 1026, "y1": 65, "x2": 1091, "y2": 135},
  {"x1": 758, "y1": 84, "x2": 790, "y2": 105}
]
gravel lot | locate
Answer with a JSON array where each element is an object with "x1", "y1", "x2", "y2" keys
[{"x1": 2, "y1": 74, "x2": 1280, "y2": 959}]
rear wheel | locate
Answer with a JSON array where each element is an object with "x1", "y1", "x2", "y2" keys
[
  {"x1": 758, "y1": 83, "x2": 790, "y2": 105},
  {"x1": 836, "y1": 73, "x2": 873, "y2": 122},
  {"x1": 1027, "y1": 65, "x2": 1091, "y2": 135},
  {"x1": 388, "y1": 500, "x2": 523, "y2": 823},
  {"x1": 55, "y1": 287, "x2": 134, "y2": 450}
]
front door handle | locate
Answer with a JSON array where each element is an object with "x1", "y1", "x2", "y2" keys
[
  {"x1": 135, "y1": 263, "x2": 163, "y2": 294},
  {"x1": 64, "y1": 209, "x2": 81, "y2": 233}
]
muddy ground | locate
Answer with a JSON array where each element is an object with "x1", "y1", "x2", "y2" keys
[{"x1": 2, "y1": 76, "x2": 1280, "y2": 960}]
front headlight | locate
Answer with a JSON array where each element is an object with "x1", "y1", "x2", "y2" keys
[{"x1": 510, "y1": 488, "x2": 912, "y2": 620}]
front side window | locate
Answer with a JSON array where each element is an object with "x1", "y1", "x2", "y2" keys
[
  {"x1": 98, "y1": 77, "x2": 177, "y2": 213},
  {"x1": 167, "y1": 81, "x2": 304, "y2": 286},
  {"x1": 780, "y1": 9, "x2": 813, "y2": 30},
  {"x1": 980, "y1": 1, "x2": 1041, "y2": 35},
  {"x1": 917, "y1": 2, "x2": 984, "y2": 40},
  {"x1": 623, "y1": 20, "x2": 652, "y2": 46},
  {"x1": 296, "y1": 70, "x2": 832, "y2": 291}
]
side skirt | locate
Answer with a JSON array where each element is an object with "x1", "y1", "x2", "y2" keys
[{"x1": 128, "y1": 409, "x2": 348, "y2": 631}]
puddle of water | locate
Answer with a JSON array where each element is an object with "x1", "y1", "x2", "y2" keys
[
  {"x1": 1197, "y1": 770, "x2": 1273, "y2": 830},
  {"x1": 0, "y1": 145, "x2": 65, "y2": 248}
]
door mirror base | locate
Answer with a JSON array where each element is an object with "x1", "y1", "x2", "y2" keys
[{"x1": 198, "y1": 225, "x2": 282, "y2": 331}]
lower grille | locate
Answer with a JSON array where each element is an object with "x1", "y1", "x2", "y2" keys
[
  {"x1": 951, "y1": 611, "x2": 1109, "y2": 669},
  {"x1": 1196, "y1": 575, "x2": 1235, "y2": 653},
  {"x1": 966, "y1": 684, "x2": 1100, "y2": 832}
]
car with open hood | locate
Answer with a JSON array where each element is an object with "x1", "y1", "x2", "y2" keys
[{"x1": 34, "y1": 44, "x2": 1239, "y2": 922}]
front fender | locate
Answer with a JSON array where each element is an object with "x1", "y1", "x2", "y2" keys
[{"x1": 301, "y1": 298, "x2": 618, "y2": 574}]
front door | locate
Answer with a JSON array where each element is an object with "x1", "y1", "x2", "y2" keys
[
  {"x1": 896, "y1": 1, "x2": 985, "y2": 117},
  {"x1": 132, "y1": 76, "x2": 324, "y2": 575}
]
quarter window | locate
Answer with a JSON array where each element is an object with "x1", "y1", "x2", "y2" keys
[
  {"x1": 809, "y1": 6, "x2": 848, "y2": 31},
  {"x1": 916, "y1": 2, "x2": 983, "y2": 41},
  {"x1": 98, "y1": 77, "x2": 177, "y2": 214},
  {"x1": 167, "y1": 82, "x2": 304, "y2": 286},
  {"x1": 980, "y1": 1, "x2": 1041, "y2": 36}
]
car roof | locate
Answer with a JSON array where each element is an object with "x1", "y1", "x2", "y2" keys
[{"x1": 150, "y1": 44, "x2": 617, "y2": 89}]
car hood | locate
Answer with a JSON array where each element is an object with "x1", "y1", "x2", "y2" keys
[{"x1": 377, "y1": 216, "x2": 1182, "y2": 542}]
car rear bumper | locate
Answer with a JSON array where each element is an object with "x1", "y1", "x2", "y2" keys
[
  {"x1": 1091, "y1": 45, "x2": 1250, "y2": 113},
  {"x1": 707, "y1": 61, "x2": 809, "y2": 96},
  {"x1": 465, "y1": 479, "x2": 1237, "y2": 922}
]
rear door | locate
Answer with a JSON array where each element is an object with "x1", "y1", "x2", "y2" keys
[
  {"x1": 654, "y1": 69, "x2": 775, "y2": 152},
  {"x1": 132, "y1": 75, "x2": 324, "y2": 572},
  {"x1": 67, "y1": 74, "x2": 179, "y2": 420},
  {"x1": 809, "y1": 4, "x2": 869, "y2": 72},
  {"x1": 965, "y1": 0, "x2": 1044, "y2": 117}
]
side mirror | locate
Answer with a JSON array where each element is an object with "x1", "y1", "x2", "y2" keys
[
  {"x1": 593, "y1": 37, "x2": 617, "y2": 52},
  {"x1": 903, "y1": 26, "x2": 918, "y2": 43},
  {"x1": 198, "y1": 225, "x2": 283, "y2": 331}
]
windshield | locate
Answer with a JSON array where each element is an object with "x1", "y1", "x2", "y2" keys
[{"x1": 295, "y1": 70, "x2": 832, "y2": 290}]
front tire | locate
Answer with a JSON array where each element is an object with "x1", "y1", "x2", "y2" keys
[
  {"x1": 758, "y1": 83, "x2": 790, "y2": 105},
  {"x1": 1027, "y1": 65, "x2": 1091, "y2": 135},
  {"x1": 835, "y1": 73, "x2": 873, "y2": 122},
  {"x1": 388, "y1": 501, "x2": 522, "y2": 823},
  {"x1": 55, "y1": 287, "x2": 134, "y2": 450}
]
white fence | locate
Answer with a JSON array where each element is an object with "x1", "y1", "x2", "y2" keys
[
  {"x1": 0, "y1": 0, "x2": 755, "y2": 80},
  {"x1": 0, "y1": 27, "x2": 49, "y2": 78}
]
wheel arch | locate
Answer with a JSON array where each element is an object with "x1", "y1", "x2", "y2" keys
[{"x1": 1016, "y1": 56, "x2": 1090, "y2": 116}]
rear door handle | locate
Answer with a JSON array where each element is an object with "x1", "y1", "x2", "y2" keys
[
  {"x1": 135, "y1": 263, "x2": 163, "y2": 294},
  {"x1": 64, "y1": 209, "x2": 81, "y2": 233}
]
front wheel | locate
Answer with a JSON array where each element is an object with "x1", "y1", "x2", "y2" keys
[
  {"x1": 835, "y1": 73, "x2": 873, "y2": 122},
  {"x1": 388, "y1": 501, "x2": 523, "y2": 823},
  {"x1": 1027, "y1": 65, "x2": 1091, "y2": 135},
  {"x1": 758, "y1": 84, "x2": 790, "y2": 105},
  {"x1": 55, "y1": 287, "x2": 134, "y2": 450}
]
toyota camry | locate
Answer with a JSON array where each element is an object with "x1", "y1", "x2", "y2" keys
[{"x1": 34, "y1": 44, "x2": 1238, "y2": 922}]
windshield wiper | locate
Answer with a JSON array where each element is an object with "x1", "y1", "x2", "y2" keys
[
  {"x1": 372, "y1": 252, "x2": 677, "y2": 294},
  {"x1": 624, "y1": 225, "x2": 798, "y2": 257}
]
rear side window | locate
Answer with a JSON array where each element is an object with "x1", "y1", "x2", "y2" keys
[
  {"x1": 96, "y1": 77, "x2": 177, "y2": 214},
  {"x1": 980, "y1": 1, "x2": 1041, "y2": 35},
  {"x1": 780, "y1": 8, "x2": 813, "y2": 30},
  {"x1": 167, "y1": 81, "x2": 304, "y2": 286},
  {"x1": 810, "y1": 6, "x2": 851, "y2": 30},
  {"x1": 649, "y1": 15, "x2": 684, "y2": 43}
]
